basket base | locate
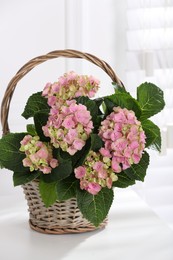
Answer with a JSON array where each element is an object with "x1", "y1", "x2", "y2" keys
[{"x1": 29, "y1": 219, "x2": 107, "y2": 235}]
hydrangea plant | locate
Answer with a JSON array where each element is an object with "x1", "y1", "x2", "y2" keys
[{"x1": 0, "y1": 71, "x2": 165, "y2": 227}]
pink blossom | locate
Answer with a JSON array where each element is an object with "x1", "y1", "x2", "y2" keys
[
  {"x1": 87, "y1": 183, "x2": 101, "y2": 195},
  {"x1": 62, "y1": 116, "x2": 76, "y2": 129},
  {"x1": 67, "y1": 146, "x2": 77, "y2": 155},
  {"x1": 42, "y1": 99, "x2": 93, "y2": 155},
  {"x1": 93, "y1": 161, "x2": 104, "y2": 171},
  {"x1": 80, "y1": 180, "x2": 89, "y2": 190},
  {"x1": 73, "y1": 139, "x2": 85, "y2": 150},
  {"x1": 74, "y1": 166, "x2": 86, "y2": 179},
  {"x1": 50, "y1": 158, "x2": 58, "y2": 168},
  {"x1": 75, "y1": 108, "x2": 91, "y2": 125},
  {"x1": 132, "y1": 154, "x2": 140, "y2": 164},
  {"x1": 29, "y1": 153, "x2": 40, "y2": 163},
  {"x1": 36, "y1": 147, "x2": 49, "y2": 159},
  {"x1": 64, "y1": 129, "x2": 78, "y2": 144},
  {"x1": 99, "y1": 147, "x2": 111, "y2": 158},
  {"x1": 111, "y1": 157, "x2": 122, "y2": 173},
  {"x1": 48, "y1": 96, "x2": 57, "y2": 107},
  {"x1": 99, "y1": 107, "x2": 146, "y2": 172},
  {"x1": 22, "y1": 158, "x2": 32, "y2": 167},
  {"x1": 42, "y1": 71, "x2": 100, "y2": 105},
  {"x1": 52, "y1": 83, "x2": 60, "y2": 92},
  {"x1": 41, "y1": 166, "x2": 52, "y2": 174},
  {"x1": 98, "y1": 169, "x2": 108, "y2": 179},
  {"x1": 88, "y1": 90, "x2": 96, "y2": 98},
  {"x1": 20, "y1": 135, "x2": 32, "y2": 145},
  {"x1": 129, "y1": 141, "x2": 139, "y2": 150},
  {"x1": 74, "y1": 151, "x2": 118, "y2": 195},
  {"x1": 42, "y1": 82, "x2": 52, "y2": 96},
  {"x1": 20, "y1": 135, "x2": 59, "y2": 174},
  {"x1": 106, "y1": 178, "x2": 113, "y2": 189}
]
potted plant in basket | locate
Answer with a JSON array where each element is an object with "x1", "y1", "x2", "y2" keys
[{"x1": 0, "y1": 51, "x2": 165, "y2": 234}]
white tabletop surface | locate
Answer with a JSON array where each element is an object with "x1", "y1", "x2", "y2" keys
[{"x1": 0, "y1": 187, "x2": 173, "y2": 260}]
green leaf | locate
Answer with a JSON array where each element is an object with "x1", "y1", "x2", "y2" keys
[
  {"x1": 13, "y1": 171, "x2": 40, "y2": 186},
  {"x1": 103, "y1": 98, "x2": 114, "y2": 114},
  {"x1": 113, "y1": 83, "x2": 127, "y2": 93},
  {"x1": 0, "y1": 161, "x2": 4, "y2": 169},
  {"x1": 41, "y1": 159, "x2": 72, "y2": 183},
  {"x1": 112, "y1": 174, "x2": 135, "y2": 188},
  {"x1": 56, "y1": 175, "x2": 77, "y2": 201},
  {"x1": 104, "y1": 93, "x2": 142, "y2": 119},
  {"x1": 76, "y1": 187, "x2": 114, "y2": 227},
  {"x1": 142, "y1": 120, "x2": 161, "y2": 152},
  {"x1": 26, "y1": 124, "x2": 37, "y2": 136},
  {"x1": 90, "y1": 134, "x2": 103, "y2": 151},
  {"x1": 0, "y1": 133, "x2": 27, "y2": 172},
  {"x1": 137, "y1": 82, "x2": 165, "y2": 120},
  {"x1": 22, "y1": 92, "x2": 50, "y2": 119},
  {"x1": 34, "y1": 111, "x2": 49, "y2": 141},
  {"x1": 39, "y1": 179, "x2": 57, "y2": 207},
  {"x1": 124, "y1": 151, "x2": 150, "y2": 181},
  {"x1": 93, "y1": 97, "x2": 104, "y2": 115}
]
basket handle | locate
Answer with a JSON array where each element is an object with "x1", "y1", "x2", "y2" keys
[{"x1": 1, "y1": 49, "x2": 123, "y2": 135}]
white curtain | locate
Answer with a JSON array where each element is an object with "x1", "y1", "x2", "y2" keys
[{"x1": 126, "y1": 0, "x2": 173, "y2": 229}]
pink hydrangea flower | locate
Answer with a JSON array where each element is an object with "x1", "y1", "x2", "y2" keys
[
  {"x1": 74, "y1": 151, "x2": 118, "y2": 195},
  {"x1": 42, "y1": 99, "x2": 93, "y2": 155},
  {"x1": 99, "y1": 107, "x2": 146, "y2": 173},
  {"x1": 20, "y1": 135, "x2": 58, "y2": 174},
  {"x1": 74, "y1": 166, "x2": 86, "y2": 178},
  {"x1": 42, "y1": 71, "x2": 100, "y2": 106},
  {"x1": 87, "y1": 183, "x2": 101, "y2": 195}
]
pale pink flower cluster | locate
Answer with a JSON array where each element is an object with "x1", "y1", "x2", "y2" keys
[
  {"x1": 42, "y1": 100, "x2": 93, "y2": 155},
  {"x1": 74, "y1": 151, "x2": 118, "y2": 195},
  {"x1": 99, "y1": 107, "x2": 146, "y2": 173},
  {"x1": 20, "y1": 135, "x2": 58, "y2": 174},
  {"x1": 42, "y1": 71, "x2": 100, "y2": 107}
]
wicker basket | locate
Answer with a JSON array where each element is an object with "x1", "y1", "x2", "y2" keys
[
  {"x1": 22, "y1": 181, "x2": 108, "y2": 234},
  {"x1": 1, "y1": 49, "x2": 123, "y2": 234}
]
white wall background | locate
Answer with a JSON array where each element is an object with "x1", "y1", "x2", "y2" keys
[{"x1": 0, "y1": 0, "x2": 172, "y2": 228}]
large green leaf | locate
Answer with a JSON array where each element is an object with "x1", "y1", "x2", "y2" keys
[
  {"x1": 124, "y1": 151, "x2": 150, "y2": 181},
  {"x1": 112, "y1": 174, "x2": 135, "y2": 188},
  {"x1": 34, "y1": 111, "x2": 49, "y2": 141},
  {"x1": 94, "y1": 97, "x2": 104, "y2": 113},
  {"x1": 137, "y1": 82, "x2": 165, "y2": 120},
  {"x1": 41, "y1": 159, "x2": 72, "y2": 183},
  {"x1": 13, "y1": 171, "x2": 40, "y2": 186},
  {"x1": 22, "y1": 92, "x2": 50, "y2": 119},
  {"x1": 76, "y1": 187, "x2": 114, "y2": 227},
  {"x1": 56, "y1": 175, "x2": 77, "y2": 201},
  {"x1": 26, "y1": 124, "x2": 37, "y2": 136},
  {"x1": 104, "y1": 93, "x2": 142, "y2": 119},
  {"x1": 112, "y1": 82, "x2": 127, "y2": 93},
  {"x1": 90, "y1": 134, "x2": 103, "y2": 152},
  {"x1": 142, "y1": 120, "x2": 161, "y2": 152},
  {"x1": 0, "y1": 133, "x2": 27, "y2": 172},
  {"x1": 39, "y1": 179, "x2": 57, "y2": 207}
]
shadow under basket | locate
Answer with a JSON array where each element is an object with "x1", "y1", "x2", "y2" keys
[{"x1": 22, "y1": 181, "x2": 108, "y2": 234}]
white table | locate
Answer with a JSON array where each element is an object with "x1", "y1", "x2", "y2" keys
[{"x1": 0, "y1": 188, "x2": 173, "y2": 260}]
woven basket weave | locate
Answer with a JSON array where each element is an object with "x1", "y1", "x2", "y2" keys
[
  {"x1": 22, "y1": 181, "x2": 108, "y2": 234},
  {"x1": 1, "y1": 49, "x2": 123, "y2": 234}
]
